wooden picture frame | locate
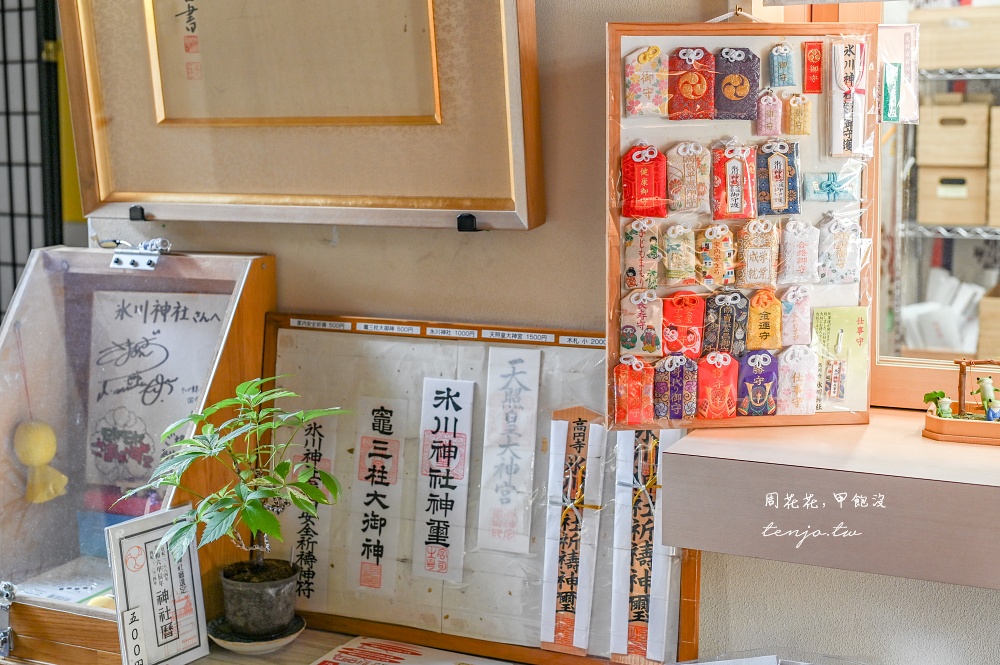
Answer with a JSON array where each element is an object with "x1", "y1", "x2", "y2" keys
[
  {"x1": 57, "y1": 0, "x2": 543, "y2": 230},
  {"x1": 606, "y1": 21, "x2": 880, "y2": 431}
]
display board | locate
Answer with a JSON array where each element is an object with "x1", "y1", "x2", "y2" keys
[
  {"x1": 262, "y1": 314, "x2": 698, "y2": 664},
  {"x1": 606, "y1": 22, "x2": 880, "y2": 431}
]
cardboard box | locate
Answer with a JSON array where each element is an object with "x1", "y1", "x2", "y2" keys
[
  {"x1": 917, "y1": 167, "x2": 988, "y2": 226},
  {"x1": 912, "y1": 6, "x2": 1000, "y2": 70},
  {"x1": 916, "y1": 104, "x2": 989, "y2": 167},
  {"x1": 989, "y1": 107, "x2": 1000, "y2": 227}
]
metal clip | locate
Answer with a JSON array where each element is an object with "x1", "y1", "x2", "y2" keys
[
  {"x1": 102, "y1": 237, "x2": 172, "y2": 270},
  {"x1": 1, "y1": 580, "x2": 15, "y2": 658}
]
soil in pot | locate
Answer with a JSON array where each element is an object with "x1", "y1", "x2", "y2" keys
[{"x1": 220, "y1": 559, "x2": 300, "y2": 639}]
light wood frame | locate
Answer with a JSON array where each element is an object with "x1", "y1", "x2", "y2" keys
[
  {"x1": 57, "y1": 0, "x2": 544, "y2": 230},
  {"x1": 606, "y1": 21, "x2": 880, "y2": 431},
  {"x1": 260, "y1": 312, "x2": 701, "y2": 665}
]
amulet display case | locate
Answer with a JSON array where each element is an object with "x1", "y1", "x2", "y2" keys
[{"x1": 0, "y1": 248, "x2": 275, "y2": 665}]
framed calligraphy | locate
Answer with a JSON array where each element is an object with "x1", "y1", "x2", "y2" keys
[{"x1": 57, "y1": 0, "x2": 543, "y2": 229}]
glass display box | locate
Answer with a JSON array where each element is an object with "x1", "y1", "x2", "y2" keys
[{"x1": 0, "y1": 248, "x2": 275, "y2": 665}]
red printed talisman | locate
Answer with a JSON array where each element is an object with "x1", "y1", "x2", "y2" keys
[
  {"x1": 622, "y1": 144, "x2": 667, "y2": 218},
  {"x1": 615, "y1": 356, "x2": 655, "y2": 426},
  {"x1": 712, "y1": 144, "x2": 756, "y2": 220},
  {"x1": 662, "y1": 290, "x2": 705, "y2": 359},
  {"x1": 696, "y1": 351, "x2": 738, "y2": 419},
  {"x1": 803, "y1": 41, "x2": 823, "y2": 94}
]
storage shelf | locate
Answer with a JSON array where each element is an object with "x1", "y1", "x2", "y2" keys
[
  {"x1": 920, "y1": 67, "x2": 1000, "y2": 80},
  {"x1": 901, "y1": 220, "x2": 1000, "y2": 240}
]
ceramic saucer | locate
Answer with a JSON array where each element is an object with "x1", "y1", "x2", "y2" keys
[{"x1": 207, "y1": 614, "x2": 306, "y2": 655}]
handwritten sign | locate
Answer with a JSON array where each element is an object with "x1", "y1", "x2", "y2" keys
[
  {"x1": 477, "y1": 347, "x2": 541, "y2": 553},
  {"x1": 85, "y1": 291, "x2": 230, "y2": 487},
  {"x1": 347, "y1": 397, "x2": 408, "y2": 595},
  {"x1": 411, "y1": 378, "x2": 475, "y2": 582},
  {"x1": 761, "y1": 490, "x2": 883, "y2": 549},
  {"x1": 107, "y1": 506, "x2": 208, "y2": 665}
]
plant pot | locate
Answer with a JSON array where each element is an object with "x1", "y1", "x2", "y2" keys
[{"x1": 219, "y1": 560, "x2": 300, "y2": 639}]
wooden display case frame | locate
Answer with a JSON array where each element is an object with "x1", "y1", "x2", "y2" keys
[
  {"x1": 606, "y1": 21, "x2": 880, "y2": 431},
  {"x1": 4, "y1": 252, "x2": 275, "y2": 665}
]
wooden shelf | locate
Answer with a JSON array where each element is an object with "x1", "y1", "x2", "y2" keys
[{"x1": 661, "y1": 408, "x2": 1000, "y2": 590}]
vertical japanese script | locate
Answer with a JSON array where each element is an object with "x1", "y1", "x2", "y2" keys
[
  {"x1": 347, "y1": 397, "x2": 409, "y2": 595},
  {"x1": 411, "y1": 378, "x2": 475, "y2": 582},
  {"x1": 86, "y1": 291, "x2": 230, "y2": 486},
  {"x1": 477, "y1": 347, "x2": 541, "y2": 554},
  {"x1": 541, "y1": 408, "x2": 606, "y2": 652},
  {"x1": 292, "y1": 421, "x2": 331, "y2": 602}
]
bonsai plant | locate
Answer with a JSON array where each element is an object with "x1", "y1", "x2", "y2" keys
[{"x1": 120, "y1": 377, "x2": 345, "y2": 640}]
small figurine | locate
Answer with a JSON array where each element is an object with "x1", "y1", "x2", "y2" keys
[
  {"x1": 987, "y1": 399, "x2": 1000, "y2": 422},
  {"x1": 973, "y1": 376, "x2": 996, "y2": 412},
  {"x1": 14, "y1": 419, "x2": 68, "y2": 503},
  {"x1": 938, "y1": 397, "x2": 954, "y2": 419}
]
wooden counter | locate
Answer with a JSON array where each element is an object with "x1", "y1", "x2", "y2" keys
[{"x1": 661, "y1": 408, "x2": 1000, "y2": 589}]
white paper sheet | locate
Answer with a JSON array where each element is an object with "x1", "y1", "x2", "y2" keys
[
  {"x1": 85, "y1": 291, "x2": 230, "y2": 486},
  {"x1": 540, "y1": 419, "x2": 568, "y2": 643},
  {"x1": 347, "y1": 398, "x2": 409, "y2": 595},
  {"x1": 574, "y1": 423, "x2": 606, "y2": 650},
  {"x1": 477, "y1": 347, "x2": 541, "y2": 553},
  {"x1": 106, "y1": 506, "x2": 209, "y2": 665},
  {"x1": 411, "y1": 378, "x2": 475, "y2": 582}
]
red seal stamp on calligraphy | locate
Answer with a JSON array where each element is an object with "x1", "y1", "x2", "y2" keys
[
  {"x1": 424, "y1": 545, "x2": 449, "y2": 573},
  {"x1": 360, "y1": 562, "x2": 382, "y2": 588},
  {"x1": 184, "y1": 35, "x2": 199, "y2": 53},
  {"x1": 420, "y1": 431, "x2": 466, "y2": 479},
  {"x1": 186, "y1": 62, "x2": 202, "y2": 80}
]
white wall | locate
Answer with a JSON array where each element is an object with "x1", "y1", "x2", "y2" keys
[{"x1": 87, "y1": 2, "x2": 1000, "y2": 664}]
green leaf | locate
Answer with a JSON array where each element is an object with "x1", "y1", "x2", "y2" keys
[
  {"x1": 200, "y1": 505, "x2": 240, "y2": 547},
  {"x1": 289, "y1": 492, "x2": 318, "y2": 517},
  {"x1": 296, "y1": 464, "x2": 315, "y2": 483},
  {"x1": 250, "y1": 388, "x2": 298, "y2": 409},
  {"x1": 161, "y1": 414, "x2": 203, "y2": 441},
  {"x1": 148, "y1": 451, "x2": 203, "y2": 482},
  {"x1": 292, "y1": 481, "x2": 327, "y2": 504},
  {"x1": 236, "y1": 377, "x2": 268, "y2": 398},
  {"x1": 316, "y1": 469, "x2": 342, "y2": 503},
  {"x1": 158, "y1": 516, "x2": 197, "y2": 563},
  {"x1": 923, "y1": 390, "x2": 946, "y2": 404},
  {"x1": 242, "y1": 500, "x2": 282, "y2": 540}
]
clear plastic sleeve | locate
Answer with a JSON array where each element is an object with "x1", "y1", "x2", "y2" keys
[{"x1": 609, "y1": 25, "x2": 879, "y2": 431}]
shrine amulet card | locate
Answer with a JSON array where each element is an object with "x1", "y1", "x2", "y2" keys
[
  {"x1": 769, "y1": 43, "x2": 796, "y2": 88},
  {"x1": 756, "y1": 140, "x2": 800, "y2": 216},
  {"x1": 697, "y1": 352, "x2": 737, "y2": 420},
  {"x1": 615, "y1": 356, "x2": 655, "y2": 426},
  {"x1": 786, "y1": 94, "x2": 812, "y2": 136},
  {"x1": 666, "y1": 142, "x2": 710, "y2": 213},
  {"x1": 663, "y1": 223, "x2": 697, "y2": 286},
  {"x1": 667, "y1": 47, "x2": 715, "y2": 120},
  {"x1": 714, "y1": 47, "x2": 760, "y2": 121},
  {"x1": 781, "y1": 285, "x2": 812, "y2": 346},
  {"x1": 778, "y1": 219, "x2": 820, "y2": 284},
  {"x1": 818, "y1": 217, "x2": 863, "y2": 284},
  {"x1": 620, "y1": 289, "x2": 663, "y2": 357},
  {"x1": 802, "y1": 41, "x2": 823, "y2": 94},
  {"x1": 737, "y1": 219, "x2": 779, "y2": 290},
  {"x1": 622, "y1": 144, "x2": 667, "y2": 218},
  {"x1": 653, "y1": 353, "x2": 698, "y2": 421},
  {"x1": 777, "y1": 345, "x2": 818, "y2": 415},
  {"x1": 624, "y1": 45, "x2": 669, "y2": 117},
  {"x1": 831, "y1": 39, "x2": 868, "y2": 156},
  {"x1": 696, "y1": 224, "x2": 736, "y2": 288},
  {"x1": 737, "y1": 350, "x2": 778, "y2": 417},
  {"x1": 756, "y1": 91, "x2": 782, "y2": 137},
  {"x1": 712, "y1": 144, "x2": 756, "y2": 220},
  {"x1": 622, "y1": 218, "x2": 659, "y2": 291},
  {"x1": 747, "y1": 289, "x2": 783, "y2": 351},
  {"x1": 702, "y1": 289, "x2": 749, "y2": 357},
  {"x1": 662, "y1": 290, "x2": 705, "y2": 359}
]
